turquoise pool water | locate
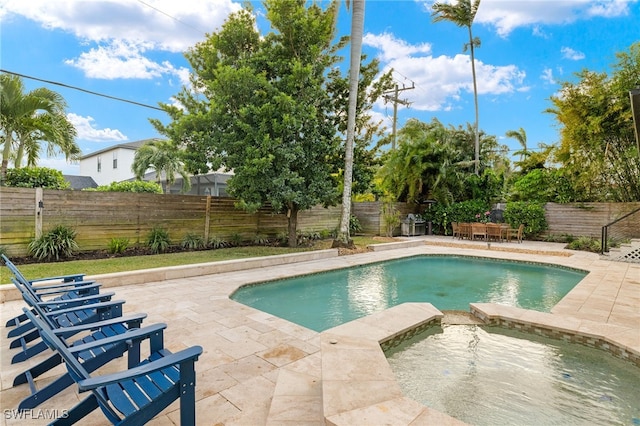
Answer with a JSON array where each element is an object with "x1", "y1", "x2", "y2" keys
[
  {"x1": 231, "y1": 255, "x2": 587, "y2": 332},
  {"x1": 386, "y1": 325, "x2": 640, "y2": 425}
]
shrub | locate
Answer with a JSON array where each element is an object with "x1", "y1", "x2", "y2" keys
[
  {"x1": 566, "y1": 236, "x2": 601, "y2": 253},
  {"x1": 146, "y1": 227, "x2": 171, "y2": 253},
  {"x1": 230, "y1": 233, "x2": 243, "y2": 247},
  {"x1": 349, "y1": 215, "x2": 363, "y2": 234},
  {"x1": 87, "y1": 181, "x2": 163, "y2": 193},
  {"x1": 5, "y1": 167, "x2": 70, "y2": 189},
  {"x1": 503, "y1": 201, "x2": 548, "y2": 238},
  {"x1": 429, "y1": 199, "x2": 491, "y2": 235},
  {"x1": 28, "y1": 225, "x2": 78, "y2": 260},
  {"x1": 181, "y1": 233, "x2": 206, "y2": 250},
  {"x1": 296, "y1": 231, "x2": 320, "y2": 246},
  {"x1": 108, "y1": 237, "x2": 130, "y2": 254},
  {"x1": 381, "y1": 201, "x2": 401, "y2": 237},
  {"x1": 252, "y1": 234, "x2": 270, "y2": 245},
  {"x1": 209, "y1": 236, "x2": 229, "y2": 249}
]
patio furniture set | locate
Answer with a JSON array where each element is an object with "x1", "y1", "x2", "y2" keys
[
  {"x1": 452, "y1": 222, "x2": 524, "y2": 243},
  {"x1": 2, "y1": 254, "x2": 202, "y2": 425}
]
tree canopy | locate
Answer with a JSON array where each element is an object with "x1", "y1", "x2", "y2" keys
[
  {"x1": 546, "y1": 42, "x2": 640, "y2": 201},
  {"x1": 0, "y1": 74, "x2": 78, "y2": 180},
  {"x1": 152, "y1": 1, "x2": 346, "y2": 246}
]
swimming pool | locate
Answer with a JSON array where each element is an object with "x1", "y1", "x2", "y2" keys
[
  {"x1": 231, "y1": 255, "x2": 587, "y2": 332},
  {"x1": 385, "y1": 324, "x2": 640, "y2": 425}
]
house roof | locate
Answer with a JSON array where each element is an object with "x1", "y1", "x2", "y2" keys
[
  {"x1": 63, "y1": 175, "x2": 98, "y2": 190},
  {"x1": 80, "y1": 139, "x2": 162, "y2": 160}
]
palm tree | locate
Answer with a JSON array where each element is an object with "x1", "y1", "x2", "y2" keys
[
  {"x1": 432, "y1": 0, "x2": 481, "y2": 175},
  {"x1": 334, "y1": 0, "x2": 365, "y2": 248},
  {"x1": 131, "y1": 139, "x2": 191, "y2": 194},
  {"x1": 1, "y1": 74, "x2": 78, "y2": 179},
  {"x1": 15, "y1": 110, "x2": 79, "y2": 167},
  {"x1": 505, "y1": 127, "x2": 528, "y2": 160},
  {"x1": 377, "y1": 118, "x2": 462, "y2": 204}
]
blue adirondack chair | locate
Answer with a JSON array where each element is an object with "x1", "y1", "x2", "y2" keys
[
  {"x1": 22, "y1": 308, "x2": 202, "y2": 425},
  {"x1": 13, "y1": 291, "x2": 150, "y2": 410},
  {"x1": 9, "y1": 278, "x2": 126, "y2": 364},
  {"x1": 2, "y1": 254, "x2": 104, "y2": 331}
]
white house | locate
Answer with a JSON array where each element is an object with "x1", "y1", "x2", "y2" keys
[
  {"x1": 78, "y1": 139, "x2": 231, "y2": 196},
  {"x1": 79, "y1": 140, "x2": 147, "y2": 186}
]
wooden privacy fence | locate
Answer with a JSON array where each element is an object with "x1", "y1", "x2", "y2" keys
[
  {"x1": 0, "y1": 187, "x2": 342, "y2": 256},
  {"x1": 543, "y1": 202, "x2": 640, "y2": 239},
  {"x1": 2, "y1": 186, "x2": 639, "y2": 256}
]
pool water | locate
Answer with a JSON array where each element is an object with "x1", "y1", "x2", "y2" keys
[
  {"x1": 385, "y1": 325, "x2": 640, "y2": 426},
  {"x1": 231, "y1": 255, "x2": 586, "y2": 332}
]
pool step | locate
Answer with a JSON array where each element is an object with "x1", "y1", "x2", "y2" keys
[{"x1": 441, "y1": 310, "x2": 486, "y2": 325}]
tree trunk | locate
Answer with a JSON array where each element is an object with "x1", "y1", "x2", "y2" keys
[
  {"x1": 334, "y1": 0, "x2": 364, "y2": 249},
  {"x1": 469, "y1": 26, "x2": 480, "y2": 176},
  {"x1": 287, "y1": 204, "x2": 299, "y2": 248},
  {"x1": 1, "y1": 130, "x2": 15, "y2": 180}
]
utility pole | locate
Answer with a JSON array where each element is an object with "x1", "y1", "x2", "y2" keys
[{"x1": 383, "y1": 83, "x2": 414, "y2": 149}]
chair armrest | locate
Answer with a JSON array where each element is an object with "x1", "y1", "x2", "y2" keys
[
  {"x1": 37, "y1": 292, "x2": 115, "y2": 307},
  {"x1": 29, "y1": 274, "x2": 86, "y2": 284},
  {"x1": 68, "y1": 323, "x2": 167, "y2": 354},
  {"x1": 77, "y1": 346, "x2": 203, "y2": 392},
  {"x1": 44, "y1": 299, "x2": 125, "y2": 317},
  {"x1": 53, "y1": 313, "x2": 148, "y2": 336},
  {"x1": 32, "y1": 281, "x2": 99, "y2": 294},
  {"x1": 35, "y1": 283, "x2": 103, "y2": 297}
]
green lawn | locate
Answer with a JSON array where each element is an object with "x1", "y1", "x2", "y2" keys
[{"x1": 1, "y1": 236, "x2": 394, "y2": 285}]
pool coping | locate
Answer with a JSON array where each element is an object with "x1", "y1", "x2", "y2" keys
[{"x1": 0, "y1": 249, "x2": 339, "y2": 303}]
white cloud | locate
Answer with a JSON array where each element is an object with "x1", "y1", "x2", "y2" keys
[
  {"x1": 64, "y1": 40, "x2": 191, "y2": 81},
  {"x1": 67, "y1": 113, "x2": 128, "y2": 142},
  {"x1": 363, "y1": 33, "x2": 432, "y2": 61},
  {"x1": 472, "y1": 0, "x2": 634, "y2": 37},
  {"x1": 0, "y1": 0, "x2": 240, "y2": 51},
  {"x1": 1, "y1": 0, "x2": 240, "y2": 80},
  {"x1": 561, "y1": 47, "x2": 585, "y2": 61},
  {"x1": 541, "y1": 68, "x2": 555, "y2": 85},
  {"x1": 587, "y1": 0, "x2": 633, "y2": 17},
  {"x1": 37, "y1": 156, "x2": 80, "y2": 175},
  {"x1": 365, "y1": 33, "x2": 526, "y2": 112}
]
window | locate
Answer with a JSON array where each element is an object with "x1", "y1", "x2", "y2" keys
[
  {"x1": 113, "y1": 152, "x2": 118, "y2": 169},
  {"x1": 97, "y1": 156, "x2": 102, "y2": 172}
]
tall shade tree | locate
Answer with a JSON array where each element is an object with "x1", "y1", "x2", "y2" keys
[
  {"x1": 432, "y1": 0, "x2": 481, "y2": 175},
  {"x1": 334, "y1": 0, "x2": 365, "y2": 249},
  {"x1": 0, "y1": 74, "x2": 78, "y2": 179},
  {"x1": 152, "y1": 1, "x2": 342, "y2": 246},
  {"x1": 131, "y1": 139, "x2": 191, "y2": 194}
]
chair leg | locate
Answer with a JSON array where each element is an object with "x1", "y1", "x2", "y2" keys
[
  {"x1": 11, "y1": 340, "x2": 49, "y2": 364},
  {"x1": 13, "y1": 353, "x2": 63, "y2": 386},
  {"x1": 7, "y1": 321, "x2": 36, "y2": 338}
]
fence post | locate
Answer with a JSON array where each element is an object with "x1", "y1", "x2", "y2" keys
[
  {"x1": 204, "y1": 195, "x2": 211, "y2": 242},
  {"x1": 35, "y1": 187, "x2": 44, "y2": 239}
]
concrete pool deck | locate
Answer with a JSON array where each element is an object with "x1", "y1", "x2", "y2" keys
[{"x1": 1, "y1": 236, "x2": 638, "y2": 425}]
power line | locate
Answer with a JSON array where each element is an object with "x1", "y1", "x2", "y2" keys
[
  {"x1": 136, "y1": 0, "x2": 207, "y2": 36},
  {"x1": 0, "y1": 69, "x2": 165, "y2": 111}
]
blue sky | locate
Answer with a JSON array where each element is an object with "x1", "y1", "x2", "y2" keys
[{"x1": 1, "y1": 0, "x2": 639, "y2": 175}]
